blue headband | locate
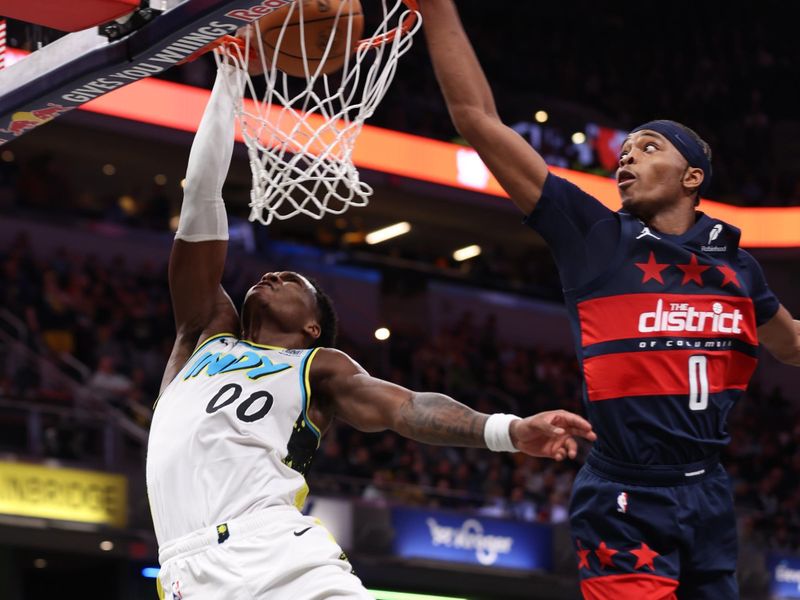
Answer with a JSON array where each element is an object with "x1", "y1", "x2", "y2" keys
[{"x1": 631, "y1": 120, "x2": 712, "y2": 196}]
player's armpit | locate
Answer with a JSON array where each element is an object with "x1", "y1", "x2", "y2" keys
[
  {"x1": 159, "y1": 333, "x2": 198, "y2": 395},
  {"x1": 758, "y1": 304, "x2": 800, "y2": 367}
]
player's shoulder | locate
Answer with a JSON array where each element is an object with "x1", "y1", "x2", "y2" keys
[
  {"x1": 309, "y1": 347, "x2": 364, "y2": 379},
  {"x1": 541, "y1": 171, "x2": 599, "y2": 201},
  {"x1": 527, "y1": 171, "x2": 616, "y2": 224},
  {"x1": 733, "y1": 247, "x2": 768, "y2": 279},
  {"x1": 734, "y1": 246, "x2": 758, "y2": 263},
  {"x1": 726, "y1": 244, "x2": 760, "y2": 270}
]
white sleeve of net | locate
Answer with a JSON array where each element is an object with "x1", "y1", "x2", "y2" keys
[{"x1": 175, "y1": 64, "x2": 244, "y2": 242}]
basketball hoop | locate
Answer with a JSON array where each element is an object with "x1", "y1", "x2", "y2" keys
[{"x1": 212, "y1": 0, "x2": 421, "y2": 225}]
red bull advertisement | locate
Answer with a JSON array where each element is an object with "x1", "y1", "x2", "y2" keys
[{"x1": 0, "y1": 103, "x2": 74, "y2": 141}]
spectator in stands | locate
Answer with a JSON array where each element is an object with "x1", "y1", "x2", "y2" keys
[{"x1": 87, "y1": 355, "x2": 133, "y2": 408}]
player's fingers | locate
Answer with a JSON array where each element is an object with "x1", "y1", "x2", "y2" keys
[
  {"x1": 551, "y1": 411, "x2": 593, "y2": 431},
  {"x1": 565, "y1": 436, "x2": 578, "y2": 459},
  {"x1": 552, "y1": 412, "x2": 596, "y2": 440},
  {"x1": 532, "y1": 415, "x2": 565, "y2": 436},
  {"x1": 565, "y1": 426, "x2": 597, "y2": 441}
]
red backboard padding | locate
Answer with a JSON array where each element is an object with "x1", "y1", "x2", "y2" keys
[{"x1": 2, "y1": 0, "x2": 139, "y2": 32}]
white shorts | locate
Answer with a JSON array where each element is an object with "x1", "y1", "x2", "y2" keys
[{"x1": 157, "y1": 505, "x2": 372, "y2": 599}]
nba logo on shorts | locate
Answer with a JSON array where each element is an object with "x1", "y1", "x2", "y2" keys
[
  {"x1": 171, "y1": 580, "x2": 183, "y2": 600},
  {"x1": 617, "y1": 491, "x2": 629, "y2": 514}
]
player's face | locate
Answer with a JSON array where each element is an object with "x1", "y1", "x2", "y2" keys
[
  {"x1": 242, "y1": 271, "x2": 319, "y2": 331},
  {"x1": 616, "y1": 130, "x2": 692, "y2": 217}
]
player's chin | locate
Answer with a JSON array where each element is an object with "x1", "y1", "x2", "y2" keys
[
  {"x1": 621, "y1": 195, "x2": 647, "y2": 219},
  {"x1": 620, "y1": 193, "x2": 635, "y2": 211},
  {"x1": 243, "y1": 288, "x2": 269, "y2": 310}
]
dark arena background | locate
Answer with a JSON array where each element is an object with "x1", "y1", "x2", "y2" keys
[{"x1": 1, "y1": 2, "x2": 799, "y2": 599}]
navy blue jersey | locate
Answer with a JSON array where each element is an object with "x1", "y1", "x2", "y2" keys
[{"x1": 526, "y1": 174, "x2": 780, "y2": 465}]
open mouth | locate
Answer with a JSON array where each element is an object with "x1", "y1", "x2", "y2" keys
[{"x1": 617, "y1": 170, "x2": 636, "y2": 187}]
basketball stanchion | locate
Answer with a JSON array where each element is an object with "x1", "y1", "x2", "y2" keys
[{"x1": 204, "y1": 0, "x2": 421, "y2": 226}]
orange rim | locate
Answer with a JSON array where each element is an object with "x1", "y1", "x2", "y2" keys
[
  {"x1": 358, "y1": 0, "x2": 419, "y2": 50},
  {"x1": 211, "y1": 0, "x2": 421, "y2": 64},
  {"x1": 177, "y1": 34, "x2": 242, "y2": 65}
]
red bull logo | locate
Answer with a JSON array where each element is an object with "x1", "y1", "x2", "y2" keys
[{"x1": 0, "y1": 103, "x2": 74, "y2": 137}]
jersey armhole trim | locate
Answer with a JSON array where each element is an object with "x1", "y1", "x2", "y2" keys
[
  {"x1": 190, "y1": 332, "x2": 236, "y2": 360},
  {"x1": 153, "y1": 332, "x2": 237, "y2": 409},
  {"x1": 300, "y1": 347, "x2": 322, "y2": 443}
]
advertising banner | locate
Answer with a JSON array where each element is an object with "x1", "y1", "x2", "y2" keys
[
  {"x1": 391, "y1": 507, "x2": 552, "y2": 571},
  {"x1": 0, "y1": 461, "x2": 127, "y2": 527},
  {"x1": 769, "y1": 554, "x2": 800, "y2": 599}
]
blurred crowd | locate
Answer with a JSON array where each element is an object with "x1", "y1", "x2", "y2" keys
[
  {"x1": 0, "y1": 157, "x2": 564, "y2": 300},
  {"x1": 2, "y1": 231, "x2": 799, "y2": 552},
  {"x1": 5, "y1": 2, "x2": 800, "y2": 206},
  {"x1": 158, "y1": 1, "x2": 799, "y2": 206},
  {"x1": 0, "y1": 233, "x2": 171, "y2": 424},
  {"x1": 383, "y1": 1, "x2": 800, "y2": 206}
]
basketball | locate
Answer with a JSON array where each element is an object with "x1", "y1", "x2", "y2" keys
[{"x1": 251, "y1": 0, "x2": 364, "y2": 77}]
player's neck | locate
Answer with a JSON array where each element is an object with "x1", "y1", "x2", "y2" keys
[
  {"x1": 241, "y1": 326, "x2": 307, "y2": 350},
  {"x1": 645, "y1": 204, "x2": 697, "y2": 236}
]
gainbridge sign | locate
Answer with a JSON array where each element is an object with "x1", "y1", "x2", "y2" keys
[{"x1": 0, "y1": 462, "x2": 127, "y2": 528}]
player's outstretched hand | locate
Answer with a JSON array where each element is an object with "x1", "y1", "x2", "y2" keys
[{"x1": 510, "y1": 410, "x2": 597, "y2": 461}]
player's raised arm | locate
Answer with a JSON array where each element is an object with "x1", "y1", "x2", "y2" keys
[
  {"x1": 758, "y1": 305, "x2": 800, "y2": 367},
  {"x1": 311, "y1": 349, "x2": 595, "y2": 461},
  {"x1": 420, "y1": 0, "x2": 549, "y2": 215},
  {"x1": 161, "y1": 66, "x2": 244, "y2": 390}
]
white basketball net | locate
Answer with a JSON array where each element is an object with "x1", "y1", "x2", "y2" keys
[{"x1": 213, "y1": 0, "x2": 421, "y2": 225}]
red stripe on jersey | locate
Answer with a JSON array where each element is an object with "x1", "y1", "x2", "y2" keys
[
  {"x1": 578, "y1": 294, "x2": 757, "y2": 347},
  {"x1": 583, "y1": 349, "x2": 756, "y2": 402},
  {"x1": 580, "y1": 573, "x2": 678, "y2": 600}
]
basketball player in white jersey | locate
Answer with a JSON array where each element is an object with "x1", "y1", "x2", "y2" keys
[{"x1": 146, "y1": 65, "x2": 596, "y2": 600}]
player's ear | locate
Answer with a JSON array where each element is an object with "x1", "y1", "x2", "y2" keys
[
  {"x1": 305, "y1": 320, "x2": 321, "y2": 343},
  {"x1": 683, "y1": 166, "x2": 704, "y2": 196}
]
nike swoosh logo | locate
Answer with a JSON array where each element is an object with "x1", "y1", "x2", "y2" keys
[{"x1": 293, "y1": 527, "x2": 312, "y2": 537}]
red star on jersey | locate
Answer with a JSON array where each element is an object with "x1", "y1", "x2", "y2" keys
[
  {"x1": 595, "y1": 541, "x2": 619, "y2": 569},
  {"x1": 630, "y1": 542, "x2": 660, "y2": 571},
  {"x1": 717, "y1": 265, "x2": 741, "y2": 288},
  {"x1": 577, "y1": 542, "x2": 590, "y2": 570},
  {"x1": 676, "y1": 254, "x2": 710, "y2": 286},
  {"x1": 635, "y1": 251, "x2": 669, "y2": 284}
]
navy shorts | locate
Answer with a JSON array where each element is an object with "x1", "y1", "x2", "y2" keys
[{"x1": 569, "y1": 451, "x2": 738, "y2": 600}]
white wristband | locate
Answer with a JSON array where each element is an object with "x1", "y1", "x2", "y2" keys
[{"x1": 484, "y1": 413, "x2": 522, "y2": 453}]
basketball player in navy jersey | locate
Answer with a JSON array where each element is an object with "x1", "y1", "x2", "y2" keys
[
  {"x1": 421, "y1": 1, "x2": 800, "y2": 598},
  {"x1": 145, "y1": 64, "x2": 595, "y2": 599}
]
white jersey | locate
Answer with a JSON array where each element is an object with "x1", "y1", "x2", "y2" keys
[{"x1": 146, "y1": 334, "x2": 322, "y2": 546}]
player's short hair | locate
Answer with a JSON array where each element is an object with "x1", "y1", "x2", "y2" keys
[{"x1": 307, "y1": 277, "x2": 338, "y2": 348}]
